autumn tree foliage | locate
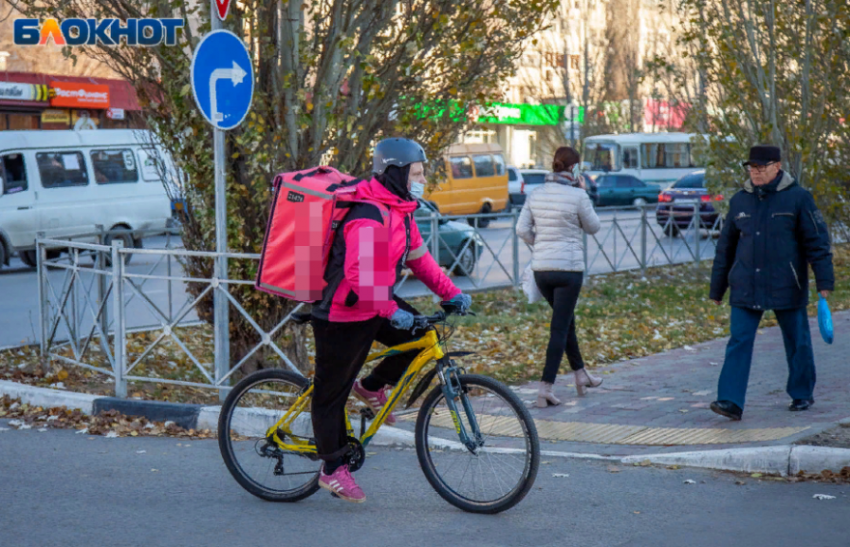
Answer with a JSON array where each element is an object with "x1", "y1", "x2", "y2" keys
[{"x1": 15, "y1": 0, "x2": 558, "y2": 370}]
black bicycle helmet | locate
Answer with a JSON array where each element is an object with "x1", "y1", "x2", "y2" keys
[{"x1": 372, "y1": 138, "x2": 428, "y2": 175}]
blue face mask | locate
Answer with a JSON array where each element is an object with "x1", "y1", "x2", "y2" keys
[{"x1": 410, "y1": 181, "x2": 425, "y2": 199}]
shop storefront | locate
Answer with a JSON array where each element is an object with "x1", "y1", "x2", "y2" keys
[
  {"x1": 467, "y1": 102, "x2": 578, "y2": 168},
  {"x1": 0, "y1": 72, "x2": 145, "y2": 131}
]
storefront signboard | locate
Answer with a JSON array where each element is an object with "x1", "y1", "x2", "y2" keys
[{"x1": 50, "y1": 81, "x2": 110, "y2": 109}]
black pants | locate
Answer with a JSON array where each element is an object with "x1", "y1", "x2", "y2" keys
[
  {"x1": 311, "y1": 298, "x2": 421, "y2": 461},
  {"x1": 534, "y1": 270, "x2": 586, "y2": 384}
]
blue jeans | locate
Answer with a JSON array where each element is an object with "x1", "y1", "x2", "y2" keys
[{"x1": 717, "y1": 306, "x2": 816, "y2": 409}]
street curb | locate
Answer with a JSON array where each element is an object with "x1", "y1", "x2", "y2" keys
[
  {"x1": 0, "y1": 380, "x2": 96, "y2": 414},
  {"x1": 621, "y1": 446, "x2": 792, "y2": 476},
  {"x1": 620, "y1": 445, "x2": 850, "y2": 476},
  {"x1": 93, "y1": 398, "x2": 202, "y2": 430},
  {"x1": 2, "y1": 380, "x2": 849, "y2": 476}
]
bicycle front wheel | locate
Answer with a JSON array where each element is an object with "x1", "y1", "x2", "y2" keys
[
  {"x1": 218, "y1": 369, "x2": 321, "y2": 502},
  {"x1": 415, "y1": 374, "x2": 540, "y2": 514}
]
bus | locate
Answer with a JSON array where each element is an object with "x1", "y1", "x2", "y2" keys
[{"x1": 581, "y1": 132, "x2": 705, "y2": 189}]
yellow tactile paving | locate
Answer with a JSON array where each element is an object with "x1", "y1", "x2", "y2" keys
[{"x1": 405, "y1": 411, "x2": 807, "y2": 445}]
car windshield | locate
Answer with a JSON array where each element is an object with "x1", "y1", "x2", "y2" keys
[
  {"x1": 671, "y1": 173, "x2": 705, "y2": 189},
  {"x1": 583, "y1": 142, "x2": 619, "y2": 171},
  {"x1": 522, "y1": 173, "x2": 546, "y2": 186}
]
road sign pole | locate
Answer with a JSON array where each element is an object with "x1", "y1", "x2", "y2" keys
[
  {"x1": 192, "y1": 2, "x2": 250, "y2": 400},
  {"x1": 211, "y1": 2, "x2": 229, "y2": 400}
]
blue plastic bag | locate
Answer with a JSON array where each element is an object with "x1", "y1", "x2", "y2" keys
[{"x1": 818, "y1": 295, "x2": 833, "y2": 345}]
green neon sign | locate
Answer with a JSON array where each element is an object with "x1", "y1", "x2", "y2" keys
[{"x1": 413, "y1": 100, "x2": 585, "y2": 126}]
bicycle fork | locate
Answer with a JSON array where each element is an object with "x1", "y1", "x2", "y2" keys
[{"x1": 436, "y1": 358, "x2": 484, "y2": 453}]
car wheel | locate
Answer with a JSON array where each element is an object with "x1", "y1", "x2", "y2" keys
[
  {"x1": 452, "y1": 243, "x2": 477, "y2": 276},
  {"x1": 468, "y1": 204, "x2": 491, "y2": 229},
  {"x1": 663, "y1": 223, "x2": 680, "y2": 237},
  {"x1": 632, "y1": 197, "x2": 647, "y2": 208},
  {"x1": 20, "y1": 250, "x2": 37, "y2": 268},
  {"x1": 96, "y1": 229, "x2": 136, "y2": 266}
]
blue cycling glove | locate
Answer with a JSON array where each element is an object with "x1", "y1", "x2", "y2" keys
[
  {"x1": 390, "y1": 309, "x2": 415, "y2": 330},
  {"x1": 449, "y1": 293, "x2": 472, "y2": 314}
]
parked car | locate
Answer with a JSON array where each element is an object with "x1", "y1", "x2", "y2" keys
[
  {"x1": 413, "y1": 200, "x2": 484, "y2": 276},
  {"x1": 655, "y1": 170, "x2": 723, "y2": 237},
  {"x1": 588, "y1": 174, "x2": 661, "y2": 208},
  {"x1": 425, "y1": 142, "x2": 508, "y2": 228},
  {"x1": 507, "y1": 168, "x2": 547, "y2": 210},
  {"x1": 507, "y1": 166, "x2": 524, "y2": 210},
  {"x1": 510, "y1": 169, "x2": 595, "y2": 210},
  {"x1": 0, "y1": 129, "x2": 173, "y2": 270}
]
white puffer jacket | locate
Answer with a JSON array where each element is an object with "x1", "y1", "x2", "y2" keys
[{"x1": 516, "y1": 181, "x2": 601, "y2": 272}]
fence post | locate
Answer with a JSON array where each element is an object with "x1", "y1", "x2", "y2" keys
[
  {"x1": 511, "y1": 210, "x2": 519, "y2": 288},
  {"x1": 95, "y1": 225, "x2": 108, "y2": 350},
  {"x1": 640, "y1": 208, "x2": 647, "y2": 276},
  {"x1": 69, "y1": 246, "x2": 78, "y2": 345},
  {"x1": 612, "y1": 213, "x2": 619, "y2": 272},
  {"x1": 430, "y1": 213, "x2": 440, "y2": 303},
  {"x1": 694, "y1": 203, "x2": 701, "y2": 265},
  {"x1": 111, "y1": 239, "x2": 127, "y2": 398},
  {"x1": 37, "y1": 233, "x2": 50, "y2": 373},
  {"x1": 166, "y1": 228, "x2": 173, "y2": 323}
]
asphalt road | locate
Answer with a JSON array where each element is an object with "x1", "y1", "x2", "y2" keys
[
  {"x1": 0, "y1": 209, "x2": 717, "y2": 348},
  {"x1": 1, "y1": 424, "x2": 846, "y2": 547}
]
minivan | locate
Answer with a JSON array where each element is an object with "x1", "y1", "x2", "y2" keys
[
  {"x1": 0, "y1": 129, "x2": 174, "y2": 269},
  {"x1": 425, "y1": 143, "x2": 509, "y2": 228}
]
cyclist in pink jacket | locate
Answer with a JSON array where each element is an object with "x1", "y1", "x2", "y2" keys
[{"x1": 310, "y1": 138, "x2": 472, "y2": 503}]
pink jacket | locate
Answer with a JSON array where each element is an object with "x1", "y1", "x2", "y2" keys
[{"x1": 326, "y1": 179, "x2": 460, "y2": 322}]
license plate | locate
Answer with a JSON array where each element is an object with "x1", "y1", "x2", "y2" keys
[{"x1": 676, "y1": 199, "x2": 698, "y2": 204}]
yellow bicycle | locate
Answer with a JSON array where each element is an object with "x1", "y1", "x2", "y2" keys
[{"x1": 218, "y1": 303, "x2": 540, "y2": 514}]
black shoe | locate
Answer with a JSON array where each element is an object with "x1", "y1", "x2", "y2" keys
[
  {"x1": 789, "y1": 399, "x2": 814, "y2": 411},
  {"x1": 710, "y1": 400, "x2": 743, "y2": 421}
]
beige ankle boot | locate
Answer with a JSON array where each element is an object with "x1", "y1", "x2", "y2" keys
[
  {"x1": 536, "y1": 381, "x2": 561, "y2": 408},
  {"x1": 574, "y1": 368, "x2": 603, "y2": 397}
]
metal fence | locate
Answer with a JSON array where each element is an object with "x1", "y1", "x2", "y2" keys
[
  {"x1": 36, "y1": 231, "x2": 305, "y2": 399},
  {"x1": 394, "y1": 202, "x2": 727, "y2": 298},
  {"x1": 32, "y1": 202, "x2": 759, "y2": 397}
]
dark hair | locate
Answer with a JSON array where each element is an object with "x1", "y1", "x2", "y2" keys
[{"x1": 552, "y1": 146, "x2": 580, "y2": 173}]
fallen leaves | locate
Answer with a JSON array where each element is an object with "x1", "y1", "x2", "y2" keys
[
  {"x1": 790, "y1": 467, "x2": 850, "y2": 484},
  {"x1": 0, "y1": 395, "x2": 215, "y2": 440}
]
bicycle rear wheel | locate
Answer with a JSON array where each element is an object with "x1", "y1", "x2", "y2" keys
[
  {"x1": 218, "y1": 369, "x2": 321, "y2": 502},
  {"x1": 415, "y1": 374, "x2": 540, "y2": 514}
]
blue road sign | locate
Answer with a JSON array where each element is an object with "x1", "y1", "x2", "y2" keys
[{"x1": 190, "y1": 30, "x2": 253, "y2": 130}]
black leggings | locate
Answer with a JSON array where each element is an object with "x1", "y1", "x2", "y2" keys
[
  {"x1": 533, "y1": 270, "x2": 586, "y2": 384},
  {"x1": 310, "y1": 298, "x2": 421, "y2": 462}
]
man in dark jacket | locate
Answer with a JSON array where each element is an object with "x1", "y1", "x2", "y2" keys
[{"x1": 708, "y1": 145, "x2": 834, "y2": 420}]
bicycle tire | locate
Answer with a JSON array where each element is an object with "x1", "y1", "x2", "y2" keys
[
  {"x1": 414, "y1": 374, "x2": 540, "y2": 514},
  {"x1": 218, "y1": 369, "x2": 320, "y2": 502}
]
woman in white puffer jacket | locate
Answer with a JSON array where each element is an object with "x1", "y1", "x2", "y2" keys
[{"x1": 516, "y1": 146, "x2": 603, "y2": 408}]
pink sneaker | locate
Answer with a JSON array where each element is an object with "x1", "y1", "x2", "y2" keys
[
  {"x1": 353, "y1": 380, "x2": 396, "y2": 425},
  {"x1": 319, "y1": 464, "x2": 366, "y2": 503}
]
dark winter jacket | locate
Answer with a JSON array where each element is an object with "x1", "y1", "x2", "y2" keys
[{"x1": 709, "y1": 171, "x2": 834, "y2": 310}]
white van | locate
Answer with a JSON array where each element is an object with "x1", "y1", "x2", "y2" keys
[
  {"x1": 582, "y1": 132, "x2": 705, "y2": 189},
  {"x1": 0, "y1": 129, "x2": 174, "y2": 269}
]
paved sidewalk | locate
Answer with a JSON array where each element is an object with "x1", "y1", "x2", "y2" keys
[{"x1": 511, "y1": 309, "x2": 850, "y2": 457}]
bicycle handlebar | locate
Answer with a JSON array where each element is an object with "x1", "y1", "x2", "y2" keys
[{"x1": 412, "y1": 301, "x2": 474, "y2": 330}]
